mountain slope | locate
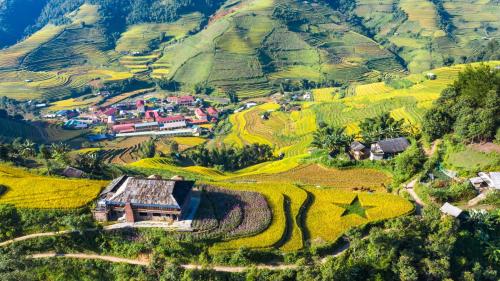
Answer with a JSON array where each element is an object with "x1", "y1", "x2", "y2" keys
[{"x1": 0, "y1": 0, "x2": 498, "y2": 101}]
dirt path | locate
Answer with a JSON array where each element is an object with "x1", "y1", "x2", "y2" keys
[
  {"x1": 0, "y1": 230, "x2": 75, "y2": 247},
  {"x1": 31, "y1": 253, "x2": 149, "y2": 266},
  {"x1": 424, "y1": 140, "x2": 440, "y2": 157},
  {"x1": 405, "y1": 179, "x2": 425, "y2": 214},
  {"x1": 30, "y1": 252, "x2": 298, "y2": 272}
]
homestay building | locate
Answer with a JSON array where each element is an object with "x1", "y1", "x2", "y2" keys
[
  {"x1": 370, "y1": 137, "x2": 410, "y2": 160},
  {"x1": 167, "y1": 95, "x2": 195, "y2": 106},
  {"x1": 93, "y1": 175, "x2": 195, "y2": 223}
]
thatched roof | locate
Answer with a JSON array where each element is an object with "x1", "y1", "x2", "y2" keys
[
  {"x1": 62, "y1": 166, "x2": 86, "y2": 178},
  {"x1": 100, "y1": 176, "x2": 193, "y2": 209},
  {"x1": 350, "y1": 141, "x2": 366, "y2": 151},
  {"x1": 376, "y1": 137, "x2": 410, "y2": 154}
]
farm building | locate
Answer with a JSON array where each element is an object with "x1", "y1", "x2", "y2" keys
[
  {"x1": 469, "y1": 172, "x2": 500, "y2": 190},
  {"x1": 206, "y1": 107, "x2": 219, "y2": 118},
  {"x1": 167, "y1": 95, "x2": 195, "y2": 106},
  {"x1": 62, "y1": 166, "x2": 86, "y2": 178},
  {"x1": 136, "y1": 100, "x2": 145, "y2": 113},
  {"x1": 440, "y1": 202, "x2": 464, "y2": 218},
  {"x1": 350, "y1": 141, "x2": 368, "y2": 160},
  {"x1": 369, "y1": 137, "x2": 410, "y2": 160},
  {"x1": 195, "y1": 108, "x2": 208, "y2": 121},
  {"x1": 93, "y1": 175, "x2": 195, "y2": 223}
]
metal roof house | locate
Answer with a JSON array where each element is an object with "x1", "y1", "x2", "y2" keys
[
  {"x1": 92, "y1": 175, "x2": 194, "y2": 223},
  {"x1": 470, "y1": 172, "x2": 500, "y2": 190},
  {"x1": 440, "y1": 202, "x2": 464, "y2": 218},
  {"x1": 370, "y1": 137, "x2": 410, "y2": 160}
]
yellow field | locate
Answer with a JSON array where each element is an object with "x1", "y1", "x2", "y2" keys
[
  {"x1": 172, "y1": 137, "x2": 206, "y2": 147},
  {"x1": 0, "y1": 164, "x2": 106, "y2": 209},
  {"x1": 222, "y1": 102, "x2": 316, "y2": 156},
  {"x1": 90, "y1": 69, "x2": 133, "y2": 81},
  {"x1": 47, "y1": 97, "x2": 100, "y2": 111},
  {"x1": 304, "y1": 187, "x2": 414, "y2": 245},
  {"x1": 312, "y1": 87, "x2": 337, "y2": 102},
  {"x1": 209, "y1": 182, "x2": 308, "y2": 252},
  {"x1": 129, "y1": 156, "x2": 410, "y2": 251}
]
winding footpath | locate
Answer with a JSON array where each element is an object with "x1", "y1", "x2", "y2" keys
[
  {"x1": 405, "y1": 178, "x2": 425, "y2": 215},
  {"x1": 29, "y1": 247, "x2": 352, "y2": 272},
  {"x1": 2, "y1": 230, "x2": 349, "y2": 272},
  {"x1": 30, "y1": 252, "x2": 298, "y2": 272}
]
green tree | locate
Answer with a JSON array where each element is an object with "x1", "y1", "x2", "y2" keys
[
  {"x1": 393, "y1": 142, "x2": 425, "y2": 182},
  {"x1": 311, "y1": 125, "x2": 353, "y2": 155},
  {"x1": 0, "y1": 204, "x2": 21, "y2": 241},
  {"x1": 359, "y1": 113, "x2": 405, "y2": 143}
]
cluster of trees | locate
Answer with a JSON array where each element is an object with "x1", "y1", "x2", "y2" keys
[
  {"x1": 311, "y1": 113, "x2": 411, "y2": 155},
  {"x1": 359, "y1": 113, "x2": 407, "y2": 143},
  {"x1": 311, "y1": 123, "x2": 353, "y2": 155},
  {"x1": 0, "y1": 138, "x2": 109, "y2": 178},
  {"x1": 0, "y1": 204, "x2": 94, "y2": 243},
  {"x1": 0, "y1": 139, "x2": 62, "y2": 165},
  {"x1": 187, "y1": 144, "x2": 274, "y2": 171},
  {"x1": 423, "y1": 64, "x2": 499, "y2": 143}
]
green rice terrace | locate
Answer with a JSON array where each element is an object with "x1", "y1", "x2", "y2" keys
[{"x1": 0, "y1": 0, "x2": 498, "y2": 100}]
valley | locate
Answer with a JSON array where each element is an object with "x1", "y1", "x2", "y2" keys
[{"x1": 0, "y1": 0, "x2": 498, "y2": 280}]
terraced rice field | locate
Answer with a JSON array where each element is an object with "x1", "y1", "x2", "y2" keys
[
  {"x1": 0, "y1": 163, "x2": 106, "y2": 208},
  {"x1": 312, "y1": 87, "x2": 337, "y2": 102},
  {"x1": 304, "y1": 187, "x2": 414, "y2": 246},
  {"x1": 223, "y1": 103, "x2": 316, "y2": 156},
  {"x1": 47, "y1": 97, "x2": 101, "y2": 111},
  {"x1": 209, "y1": 182, "x2": 308, "y2": 252},
  {"x1": 116, "y1": 13, "x2": 203, "y2": 54},
  {"x1": 242, "y1": 164, "x2": 391, "y2": 191},
  {"x1": 129, "y1": 156, "x2": 411, "y2": 251}
]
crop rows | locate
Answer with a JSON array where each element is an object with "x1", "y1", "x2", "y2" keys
[
  {"x1": 303, "y1": 187, "x2": 414, "y2": 246},
  {"x1": 0, "y1": 163, "x2": 106, "y2": 209}
]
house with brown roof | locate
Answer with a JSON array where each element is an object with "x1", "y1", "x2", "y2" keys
[
  {"x1": 370, "y1": 137, "x2": 410, "y2": 160},
  {"x1": 92, "y1": 175, "x2": 194, "y2": 223}
]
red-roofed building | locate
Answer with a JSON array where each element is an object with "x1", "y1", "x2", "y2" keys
[
  {"x1": 112, "y1": 123, "x2": 135, "y2": 133},
  {"x1": 136, "y1": 100, "x2": 145, "y2": 112},
  {"x1": 157, "y1": 115, "x2": 185, "y2": 124},
  {"x1": 145, "y1": 110, "x2": 156, "y2": 122},
  {"x1": 167, "y1": 95, "x2": 195, "y2": 106},
  {"x1": 195, "y1": 108, "x2": 208, "y2": 121},
  {"x1": 206, "y1": 107, "x2": 219, "y2": 118},
  {"x1": 102, "y1": 108, "x2": 117, "y2": 116}
]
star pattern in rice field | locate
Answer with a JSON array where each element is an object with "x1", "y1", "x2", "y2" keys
[{"x1": 334, "y1": 196, "x2": 374, "y2": 219}]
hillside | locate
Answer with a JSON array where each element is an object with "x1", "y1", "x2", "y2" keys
[{"x1": 0, "y1": 0, "x2": 498, "y2": 100}]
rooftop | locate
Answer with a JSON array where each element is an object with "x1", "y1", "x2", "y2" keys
[
  {"x1": 440, "y1": 202, "x2": 463, "y2": 218},
  {"x1": 375, "y1": 137, "x2": 410, "y2": 153},
  {"x1": 100, "y1": 175, "x2": 194, "y2": 209}
]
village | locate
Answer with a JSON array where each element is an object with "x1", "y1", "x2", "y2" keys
[{"x1": 42, "y1": 93, "x2": 221, "y2": 141}]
